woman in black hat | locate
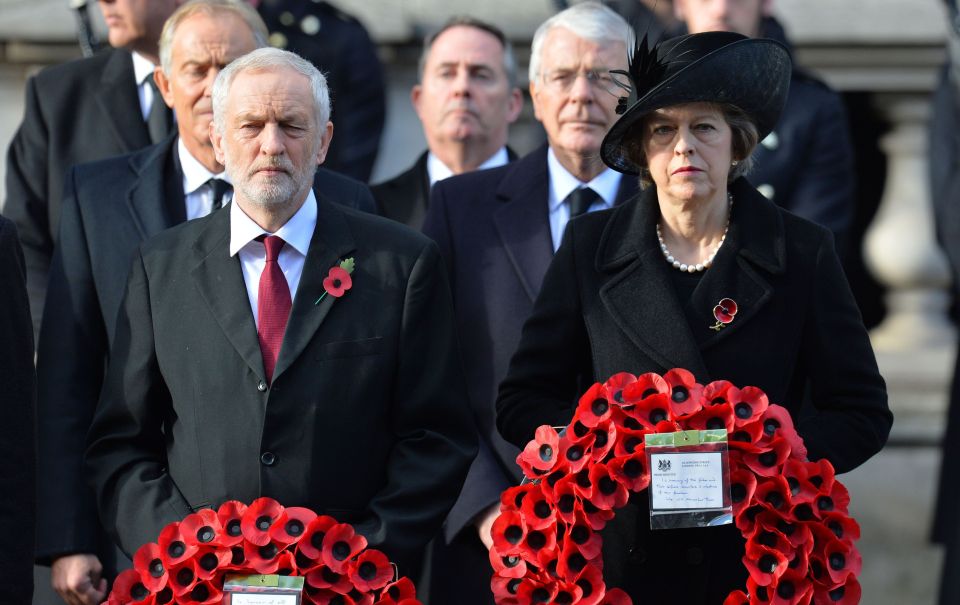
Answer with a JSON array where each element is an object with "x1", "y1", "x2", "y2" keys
[{"x1": 495, "y1": 31, "x2": 892, "y2": 602}]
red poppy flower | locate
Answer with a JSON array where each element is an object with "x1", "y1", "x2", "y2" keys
[
  {"x1": 377, "y1": 577, "x2": 417, "y2": 604},
  {"x1": 743, "y1": 541, "x2": 789, "y2": 586},
  {"x1": 602, "y1": 372, "x2": 637, "y2": 406},
  {"x1": 686, "y1": 402, "x2": 735, "y2": 433},
  {"x1": 728, "y1": 419, "x2": 766, "y2": 454},
  {"x1": 819, "y1": 535, "x2": 862, "y2": 585},
  {"x1": 519, "y1": 523, "x2": 557, "y2": 565},
  {"x1": 714, "y1": 297, "x2": 738, "y2": 324},
  {"x1": 746, "y1": 575, "x2": 774, "y2": 604},
  {"x1": 805, "y1": 459, "x2": 837, "y2": 496},
  {"x1": 587, "y1": 420, "x2": 617, "y2": 463},
  {"x1": 622, "y1": 372, "x2": 670, "y2": 403},
  {"x1": 306, "y1": 563, "x2": 354, "y2": 593},
  {"x1": 490, "y1": 576, "x2": 524, "y2": 604},
  {"x1": 755, "y1": 476, "x2": 793, "y2": 514},
  {"x1": 575, "y1": 383, "x2": 614, "y2": 428},
  {"x1": 179, "y1": 580, "x2": 221, "y2": 605},
  {"x1": 516, "y1": 580, "x2": 558, "y2": 605},
  {"x1": 757, "y1": 406, "x2": 807, "y2": 461},
  {"x1": 587, "y1": 462, "x2": 629, "y2": 511},
  {"x1": 702, "y1": 379, "x2": 738, "y2": 405},
  {"x1": 727, "y1": 466, "x2": 758, "y2": 519},
  {"x1": 723, "y1": 590, "x2": 749, "y2": 605},
  {"x1": 815, "y1": 480, "x2": 851, "y2": 518},
  {"x1": 323, "y1": 266, "x2": 353, "y2": 298},
  {"x1": 322, "y1": 523, "x2": 368, "y2": 573},
  {"x1": 112, "y1": 569, "x2": 154, "y2": 603},
  {"x1": 132, "y1": 542, "x2": 167, "y2": 593},
  {"x1": 781, "y1": 459, "x2": 819, "y2": 504},
  {"x1": 663, "y1": 368, "x2": 704, "y2": 416},
  {"x1": 565, "y1": 517, "x2": 603, "y2": 560},
  {"x1": 243, "y1": 538, "x2": 283, "y2": 574},
  {"x1": 731, "y1": 386, "x2": 769, "y2": 427},
  {"x1": 179, "y1": 509, "x2": 223, "y2": 548},
  {"x1": 572, "y1": 563, "x2": 606, "y2": 605},
  {"x1": 546, "y1": 474, "x2": 581, "y2": 524},
  {"x1": 819, "y1": 512, "x2": 860, "y2": 543},
  {"x1": 518, "y1": 426, "x2": 562, "y2": 478},
  {"x1": 610, "y1": 418, "x2": 647, "y2": 458},
  {"x1": 349, "y1": 549, "x2": 394, "y2": 593},
  {"x1": 490, "y1": 541, "x2": 529, "y2": 577},
  {"x1": 812, "y1": 574, "x2": 861, "y2": 605},
  {"x1": 607, "y1": 450, "x2": 650, "y2": 493},
  {"x1": 192, "y1": 545, "x2": 231, "y2": 580},
  {"x1": 492, "y1": 510, "x2": 527, "y2": 555},
  {"x1": 270, "y1": 506, "x2": 318, "y2": 545},
  {"x1": 216, "y1": 501, "x2": 247, "y2": 546},
  {"x1": 157, "y1": 522, "x2": 197, "y2": 569},
  {"x1": 747, "y1": 525, "x2": 795, "y2": 566},
  {"x1": 168, "y1": 560, "x2": 199, "y2": 597},
  {"x1": 743, "y1": 437, "x2": 792, "y2": 478},
  {"x1": 597, "y1": 588, "x2": 632, "y2": 605},
  {"x1": 632, "y1": 393, "x2": 674, "y2": 429},
  {"x1": 767, "y1": 567, "x2": 813, "y2": 605},
  {"x1": 298, "y1": 515, "x2": 339, "y2": 563},
  {"x1": 520, "y1": 485, "x2": 556, "y2": 531},
  {"x1": 559, "y1": 433, "x2": 595, "y2": 474},
  {"x1": 581, "y1": 499, "x2": 615, "y2": 531},
  {"x1": 241, "y1": 497, "x2": 284, "y2": 546}
]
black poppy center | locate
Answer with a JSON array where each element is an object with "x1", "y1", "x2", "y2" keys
[
  {"x1": 829, "y1": 553, "x2": 846, "y2": 570},
  {"x1": 226, "y1": 519, "x2": 241, "y2": 536},
  {"x1": 332, "y1": 541, "x2": 351, "y2": 561},
  {"x1": 197, "y1": 526, "x2": 215, "y2": 543},
  {"x1": 192, "y1": 584, "x2": 210, "y2": 601},
  {"x1": 818, "y1": 496, "x2": 835, "y2": 511},
  {"x1": 672, "y1": 386, "x2": 688, "y2": 403},
  {"x1": 794, "y1": 504, "x2": 814, "y2": 521},
  {"x1": 532, "y1": 588, "x2": 550, "y2": 603},
  {"x1": 759, "y1": 554, "x2": 778, "y2": 574},
  {"x1": 810, "y1": 475, "x2": 824, "y2": 488},
  {"x1": 556, "y1": 591, "x2": 574, "y2": 605},
  {"x1": 577, "y1": 578, "x2": 594, "y2": 598},
  {"x1": 829, "y1": 586, "x2": 846, "y2": 601},
  {"x1": 777, "y1": 520, "x2": 796, "y2": 536},
  {"x1": 322, "y1": 567, "x2": 340, "y2": 583},
  {"x1": 527, "y1": 530, "x2": 547, "y2": 550},
  {"x1": 175, "y1": 567, "x2": 194, "y2": 587},
  {"x1": 730, "y1": 483, "x2": 747, "y2": 503},
  {"x1": 599, "y1": 477, "x2": 617, "y2": 495},
  {"x1": 776, "y1": 581, "x2": 795, "y2": 599},
  {"x1": 765, "y1": 492, "x2": 784, "y2": 509},
  {"x1": 358, "y1": 561, "x2": 377, "y2": 581},
  {"x1": 591, "y1": 398, "x2": 609, "y2": 416},
  {"x1": 157, "y1": 588, "x2": 173, "y2": 604},
  {"x1": 566, "y1": 445, "x2": 584, "y2": 461},
  {"x1": 829, "y1": 521, "x2": 844, "y2": 538},
  {"x1": 547, "y1": 471, "x2": 564, "y2": 488},
  {"x1": 567, "y1": 553, "x2": 586, "y2": 572},
  {"x1": 503, "y1": 555, "x2": 520, "y2": 568},
  {"x1": 507, "y1": 579, "x2": 522, "y2": 594},
  {"x1": 504, "y1": 525, "x2": 523, "y2": 544},
  {"x1": 332, "y1": 279, "x2": 342, "y2": 289},
  {"x1": 711, "y1": 397, "x2": 727, "y2": 405},
  {"x1": 534, "y1": 500, "x2": 551, "y2": 519},
  {"x1": 641, "y1": 388, "x2": 658, "y2": 399},
  {"x1": 756, "y1": 586, "x2": 768, "y2": 601},
  {"x1": 573, "y1": 422, "x2": 589, "y2": 438},
  {"x1": 286, "y1": 519, "x2": 304, "y2": 536},
  {"x1": 734, "y1": 402, "x2": 752, "y2": 419},
  {"x1": 231, "y1": 546, "x2": 245, "y2": 565},
  {"x1": 787, "y1": 477, "x2": 800, "y2": 496},
  {"x1": 594, "y1": 430, "x2": 608, "y2": 448},
  {"x1": 310, "y1": 531, "x2": 326, "y2": 549},
  {"x1": 731, "y1": 430, "x2": 750, "y2": 442},
  {"x1": 575, "y1": 471, "x2": 591, "y2": 489},
  {"x1": 625, "y1": 436, "x2": 642, "y2": 453},
  {"x1": 758, "y1": 452, "x2": 777, "y2": 467},
  {"x1": 149, "y1": 558, "x2": 164, "y2": 578},
  {"x1": 168, "y1": 541, "x2": 185, "y2": 559},
  {"x1": 571, "y1": 525, "x2": 590, "y2": 544},
  {"x1": 131, "y1": 583, "x2": 149, "y2": 601},
  {"x1": 649, "y1": 408, "x2": 667, "y2": 424},
  {"x1": 538, "y1": 444, "x2": 554, "y2": 462},
  {"x1": 763, "y1": 419, "x2": 780, "y2": 435},
  {"x1": 258, "y1": 543, "x2": 277, "y2": 559},
  {"x1": 256, "y1": 515, "x2": 273, "y2": 531},
  {"x1": 623, "y1": 417, "x2": 642, "y2": 430},
  {"x1": 613, "y1": 390, "x2": 624, "y2": 403},
  {"x1": 707, "y1": 417, "x2": 727, "y2": 430},
  {"x1": 558, "y1": 494, "x2": 575, "y2": 513},
  {"x1": 623, "y1": 459, "x2": 642, "y2": 478},
  {"x1": 199, "y1": 552, "x2": 219, "y2": 571},
  {"x1": 758, "y1": 531, "x2": 778, "y2": 548}
]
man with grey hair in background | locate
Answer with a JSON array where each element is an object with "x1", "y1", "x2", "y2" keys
[
  {"x1": 372, "y1": 17, "x2": 523, "y2": 229},
  {"x1": 84, "y1": 46, "x2": 475, "y2": 580},
  {"x1": 421, "y1": 3, "x2": 636, "y2": 603}
]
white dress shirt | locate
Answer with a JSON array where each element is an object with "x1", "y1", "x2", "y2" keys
[
  {"x1": 178, "y1": 138, "x2": 232, "y2": 220},
  {"x1": 230, "y1": 190, "x2": 317, "y2": 328},
  {"x1": 132, "y1": 52, "x2": 159, "y2": 120},
  {"x1": 546, "y1": 147, "x2": 622, "y2": 251},
  {"x1": 426, "y1": 146, "x2": 511, "y2": 186}
]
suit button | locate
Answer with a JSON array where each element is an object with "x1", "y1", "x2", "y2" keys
[
  {"x1": 686, "y1": 546, "x2": 704, "y2": 565},
  {"x1": 257, "y1": 380, "x2": 267, "y2": 392},
  {"x1": 260, "y1": 452, "x2": 277, "y2": 466}
]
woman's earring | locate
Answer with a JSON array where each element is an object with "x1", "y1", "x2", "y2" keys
[{"x1": 731, "y1": 160, "x2": 739, "y2": 166}]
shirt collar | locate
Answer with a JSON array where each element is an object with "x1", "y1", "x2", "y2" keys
[
  {"x1": 547, "y1": 146, "x2": 622, "y2": 211},
  {"x1": 131, "y1": 51, "x2": 157, "y2": 86},
  {"x1": 229, "y1": 189, "x2": 317, "y2": 257},
  {"x1": 426, "y1": 147, "x2": 511, "y2": 185},
  {"x1": 178, "y1": 138, "x2": 229, "y2": 196}
]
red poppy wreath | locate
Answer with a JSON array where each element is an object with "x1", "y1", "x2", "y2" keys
[
  {"x1": 489, "y1": 370, "x2": 862, "y2": 605},
  {"x1": 104, "y1": 497, "x2": 421, "y2": 605}
]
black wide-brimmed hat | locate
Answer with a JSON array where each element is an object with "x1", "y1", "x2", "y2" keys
[{"x1": 600, "y1": 31, "x2": 792, "y2": 175}]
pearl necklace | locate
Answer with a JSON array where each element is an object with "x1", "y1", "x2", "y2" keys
[{"x1": 656, "y1": 193, "x2": 733, "y2": 273}]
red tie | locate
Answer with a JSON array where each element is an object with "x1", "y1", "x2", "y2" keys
[{"x1": 258, "y1": 235, "x2": 292, "y2": 383}]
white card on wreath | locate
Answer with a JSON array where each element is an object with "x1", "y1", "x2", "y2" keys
[{"x1": 649, "y1": 451, "x2": 725, "y2": 510}]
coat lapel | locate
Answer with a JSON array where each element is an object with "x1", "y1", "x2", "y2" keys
[
  {"x1": 492, "y1": 146, "x2": 555, "y2": 302},
  {"x1": 96, "y1": 49, "x2": 151, "y2": 152},
  {"x1": 190, "y1": 208, "x2": 266, "y2": 379},
  {"x1": 273, "y1": 197, "x2": 357, "y2": 380},
  {"x1": 125, "y1": 136, "x2": 183, "y2": 239}
]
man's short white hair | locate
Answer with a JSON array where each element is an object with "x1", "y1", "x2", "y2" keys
[
  {"x1": 528, "y1": 1, "x2": 635, "y2": 84},
  {"x1": 212, "y1": 47, "x2": 331, "y2": 134}
]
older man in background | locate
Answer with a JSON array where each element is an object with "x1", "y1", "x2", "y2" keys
[
  {"x1": 372, "y1": 17, "x2": 522, "y2": 229},
  {"x1": 421, "y1": 4, "x2": 636, "y2": 603}
]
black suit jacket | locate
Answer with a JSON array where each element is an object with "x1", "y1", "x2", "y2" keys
[
  {"x1": 421, "y1": 145, "x2": 638, "y2": 605},
  {"x1": 84, "y1": 197, "x2": 476, "y2": 576},
  {"x1": 35, "y1": 135, "x2": 376, "y2": 567},
  {"x1": 496, "y1": 178, "x2": 891, "y2": 602},
  {"x1": 5, "y1": 48, "x2": 152, "y2": 337},
  {"x1": 0, "y1": 216, "x2": 36, "y2": 605}
]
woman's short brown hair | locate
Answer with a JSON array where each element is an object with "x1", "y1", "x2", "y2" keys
[{"x1": 623, "y1": 103, "x2": 760, "y2": 188}]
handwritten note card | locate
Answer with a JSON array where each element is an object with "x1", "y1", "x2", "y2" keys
[
  {"x1": 230, "y1": 594, "x2": 299, "y2": 605},
  {"x1": 649, "y1": 451, "x2": 724, "y2": 510}
]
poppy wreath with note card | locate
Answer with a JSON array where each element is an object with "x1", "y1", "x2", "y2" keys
[
  {"x1": 105, "y1": 497, "x2": 422, "y2": 605},
  {"x1": 490, "y1": 369, "x2": 862, "y2": 605}
]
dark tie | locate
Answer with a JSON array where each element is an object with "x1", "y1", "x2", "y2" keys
[
  {"x1": 146, "y1": 77, "x2": 173, "y2": 144},
  {"x1": 567, "y1": 187, "x2": 601, "y2": 218},
  {"x1": 257, "y1": 235, "x2": 292, "y2": 383},
  {"x1": 206, "y1": 178, "x2": 232, "y2": 211}
]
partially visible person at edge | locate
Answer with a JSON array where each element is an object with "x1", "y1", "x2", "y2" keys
[
  {"x1": 372, "y1": 16, "x2": 522, "y2": 229},
  {"x1": 496, "y1": 31, "x2": 891, "y2": 603},
  {"x1": 421, "y1": 4, "x2": 635, "y2": 604},
  {"x1": 84, "y1": 46, "x2": 476, "y2": 583},
  {"x1": 672, "y1": 0, "x2": 856, "y2": 254}
]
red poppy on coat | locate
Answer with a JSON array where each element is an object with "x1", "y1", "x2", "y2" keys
[
  {"x1": 804, "y1": 459, "x2": 837, "y2": 496},
  {"x1": 685, "y1": 402, "x2": 735, "y2": 433},
  {"x1": 559, "y1": 432, "x2": 595, "y2": 474},
  {"x1": 610, "y1": 416, "x2": 647, "y2": 458},
  {"x1": 552, "y1": 581, "x2": 585, "y2": 605},
  {"x1": 168, "y1": 559, "x2": 199, "y2": 597},
  {"x1": 607, "y1": 450, "x2": 650, "y2": 493},
  {"x1": 743, "y1": 436, "x2": 792, "y2": 477},
  {"x1": 192, "y1": 545, "x2": 231, "y2": 580},
  {"x1": 729, "y1": 467, "x2": 759, "y2": 519},
  {"x1": 112, "y1": 568, "x2": 154, "y2": 603},
  {"x1": 306, "y1": 564, "x2": 354, "y2": 593},
  {"x1": 349, "y1": 549, "x2": 394, "y2": 593},
  {"x1": 586, "y1": 462, "x2": 629, "y2": 511},
  {"x1": 490, "y1": 576, "x2": 524, "y2": 604},
  {"x1": 586, "y1": 420, "x2": 617, "y2": 463},
  {"x1": 323, "y1": 266, "x2": 353, "y2": 298},
  {"x1": 815, "y1": 480, "x2": 851, "y2": 518},
  {"x1": 518, "y1": 426, "x2": 562, "y2": 478},
  {"x1": 179, "y1": 580, "x2": 221, "y2": 605},
  {"x1": 746, "y1": 575, "x2": 773, "y2": 603},
  {"x1": 158, "y1": 522, "x2": 197, "y2": 569},
  {"x1": 728, "y1": 419, "x2": 766, "y2": 454},
  {"x1": 572, "y1": 563, "x2": 606, "y2": 605},
  {"x1": 270, "y1": 506, "x2": 318, "y2": 545},
  {"x1": 819, "y1": 512, "x2": 861, "y2": 543},
  {"x1": 243, "y1": 538, "x2": 283, "y2": 574},
  {"x1": 622, "y1": 372, "x2": 670, "y2": 403},
  {"x1": 767, "y1": 567, "x2": 813, "y2": 605},
  {"x1": 597, "y1": 588, "x2": 632, "y2": 605},
  {"x1": 755, "y1": 476, "x2": 793, "y2": 513},
  {"x1": 520, "y1": 485, "x2": 557, "y2": 531},
  {"x1": 819, "y1": 535, "x2": 862, "y2": 585},
  {"x1": 489, "y1": 546, "x2": 528, "y2": 579},
  {"x1": 723, "y1": 590, "x2": 749, "y2": 605},
  {"x1": 781, "y1": 459, "x2": 819, "y2": 505},
  {"x1": 379, "y1": 577, "x2": 417, "y2": 604},
  {"x1": 714, "y1": 297, "x2": 738, "y2": 323},
  {"x1": 811, "y1": 574, "x2": 860, "y2": 605},
  {"x1": 631, "y1": 393, "x2": 674, "y2": 429},
  {"x1": 565, "y1": 517, "x2": 603, "y2": 560},
  {"x1": 516, "y1": 580, "x2": 558, "y2": 605},
  {"x1": 322, "y1": 523, "x2": 368, "y2": 573},
  {"x1": 663, "y1": 367, "x2": 704, "y2": 416},
  {"x1": 730, "y1": 386, "x2": 769, "y2": 427},
  {"x1": 241, "y1": 497, "x2": 284, "y2": 546},
  {"x1": 501, "y1": 483, "x2": 538, "y2": 513},
  {"x1": 179, "y1": 510, "x2": 223, "y2": 549},
  {"x1": 133, "y1": 542, "x2": 167, "y2": 593},
  {"x1": 602, "y1": 372, "x2": 637, "y2": 406},
  {"x1": 519, "y1": 524, "x2": 557, "y2": 564},
  {"x1": 747, "y1": 526, "x2": 795, "y2": 567},
  {"x1": 575, "y1": 383, "x2": 614, "y2": 428},
  {"x1": 702, "y1": 379, "x2": 738, "y2": 405},
  {"x1": 298, "y1": 515, "x2": 339, "y2": 562},
  {"x1": 216, "y1": 501, "x2": 247, "y2": 546},
  {"x1": 581, "y1": 499, "x2": 615, "y2": 530},
  {"x1": 555, "y1": 534, "x2": 591, "y2": 581},
  {"x1": 492, "y1": 509, "x2": 527, "y2": 555},
  {"x1": 757, "y1": 406, "x2": 808, "y2": 461},
  {"x1": 743, "y1": 541, "x2": 789, "y2": 586},
  {"x1": 547, "y1": 474, "x2": 581, "y2": 524}
]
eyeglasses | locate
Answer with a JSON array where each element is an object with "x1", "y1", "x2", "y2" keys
[{"x1": 539, "y1": 69, "x2": 630, "y2": 96}]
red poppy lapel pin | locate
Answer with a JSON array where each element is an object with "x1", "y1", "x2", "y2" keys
[
  {"x1": 314, "y1": 257, "x2": 355, "y2": 305},
  {"x1": 710, "y1": 297, "x2": 738, "y2": 331}
]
